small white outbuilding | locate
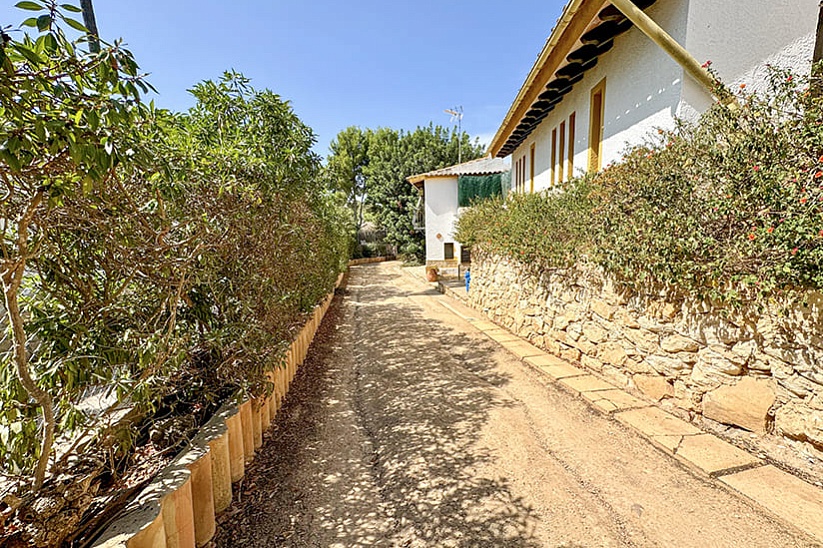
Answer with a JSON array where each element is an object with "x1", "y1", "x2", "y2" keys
[{"x1": 407, "y1": 157, "x2": 509, "y2": 276}]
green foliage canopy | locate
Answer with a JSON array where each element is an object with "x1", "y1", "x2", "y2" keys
[
  {"x1": 327, "y1": 124, "x2": 484, "y2": 262},
  {"x1": 326, "y1": 126, "x2": 369, "y2": 230},
  {"x1": 0, "y1": 1, "x2": 349, "y2": 498}
]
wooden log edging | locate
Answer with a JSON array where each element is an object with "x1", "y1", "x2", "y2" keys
[{"x1": 93, "y1": 277, "x2": 342, "y2": 548}]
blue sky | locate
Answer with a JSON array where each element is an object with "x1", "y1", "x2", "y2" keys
[{"x1": 1, "y1": 0, "x2": 567, "y2": 158}]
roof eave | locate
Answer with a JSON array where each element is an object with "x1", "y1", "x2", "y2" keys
[
  {"x1": 488, "y1": 0, "x2": 598, "y2": 158},
  {"x1": 407, "y1": 174, "x2": 456, "y2": 185},
  {"x1": 407, "y1": 156, "x2": 509, "y2": 184}
]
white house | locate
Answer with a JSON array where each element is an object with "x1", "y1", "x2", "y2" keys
[
  {"x1": 408, "y1": 157, "x2": 509, "y2": 274},
  {"x1": 489, "y1": 0, "x2": 819, "y2": 191}
]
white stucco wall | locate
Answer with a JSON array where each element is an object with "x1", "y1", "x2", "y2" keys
[
  {"x1": 679, "y1": 0, "x2": 818, "y2": 120},
  {"x1": 423, "y1": 176, "x2": 461, "y2": 263},
  {"x1": 509, "y1": 0, "x2": 818, "y2": 192},
  {"x1": 512, "y1": 0, "x2": 688, "y2": 192}
]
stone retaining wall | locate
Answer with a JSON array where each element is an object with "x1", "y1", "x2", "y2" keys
[
  {"x1": 469, "y1": 251, "x2": 823, "y2": 449},
  {"x1": 94, "y1": 270, "x2": 345, "y2": 548}
]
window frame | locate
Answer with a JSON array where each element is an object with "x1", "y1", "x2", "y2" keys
[{"x1": 588, "y1": 78, "x2": 606, "y2": 173}]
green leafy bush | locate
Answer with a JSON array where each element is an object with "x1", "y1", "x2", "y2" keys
[
  {"x1": 455, "y1": 178, "x2": 595, "y2": 272},
  {"x1": 0, "y1": 2, "x2": 349, "y2": 494},
  {"x1": 593, "y1": 67, "x2": 823, "y2": 299},
  {"x1": 457, "y1": 65, "x2": 823, "y2": 302}
]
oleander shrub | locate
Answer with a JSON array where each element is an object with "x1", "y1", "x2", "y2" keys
[{"x1": 0, "y1": 0, "x2": 349, "y2": 507}]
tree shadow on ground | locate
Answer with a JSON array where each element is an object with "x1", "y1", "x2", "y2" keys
[
  {"x1": 348, "y1": 264, "x2": 542, "y2": 547},
  {"x1": 214, "y1": 263, "x2": 542, "y2": 547}
]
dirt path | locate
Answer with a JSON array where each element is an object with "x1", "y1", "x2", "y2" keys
[{"x1": 213, "y1": 262, "x2": 818, "y2": 547}]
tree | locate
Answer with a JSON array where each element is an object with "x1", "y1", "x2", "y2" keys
[
  {"x1": 362, "y1": 125, "x2": 483, "y2": 262},
  {"x1": 0, "y1": 0, "x2": 152, "y2": 490},
  {"x1": 327, "y1": 126, "x2": 370, "y2": 231}
]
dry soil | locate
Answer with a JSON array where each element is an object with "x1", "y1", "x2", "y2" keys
[{"x1": 213, "y1": 262, "x2": 819, "y2": 547}]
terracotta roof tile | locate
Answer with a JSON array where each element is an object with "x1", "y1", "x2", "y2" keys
[{"x1": 407, "y1": 157, "x2": 509, "y2": 184}]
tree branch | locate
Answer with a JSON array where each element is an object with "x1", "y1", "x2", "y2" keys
[{"x1": 1, "y1": 190, "x2": 55, "y2": 491}]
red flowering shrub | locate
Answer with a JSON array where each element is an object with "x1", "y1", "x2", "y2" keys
[{"x1": 458, "y1": 65, "x2": 823, "y2": 302}]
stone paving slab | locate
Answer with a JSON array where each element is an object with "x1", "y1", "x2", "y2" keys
[
  {"x1": 469, "y1": 320, "x2": 500, "y2": 332},
  {"x1": 499, "y1": 340, "x2": 547, "y2": 359},
  {"x1": 435, "y1": 282, "x2": 468, "y2": 304},
  {"x1": 523, "y1": 354, "x2": 569, "y2": 368},
  {"x1": 559, "y1": 374, "x2": 616, "y2": 394},
  {"x1": 582, "y1": 389, "x2": 646, "y2": 412},
  {"x1": 524, "y1": 355, "x2": 586, "y2": 381},
  {"x1": 540, "y1": 363, "x2": 587, "y2": 381},
  {"x1": 655, "y1": 435, "x2": 687, "y2": 452},
  {"x1": 616, "y1": 406, "x2": 701, "y2": 439},
  {"x1": 675, "y1": 434, "x2": 761, "y2": 476},
  {"x1": 721, "y1": 465, "x2": 823, "y2": 543},
  {"x1": 484, "y1": 329, "x2": 522, "y2": 343},
  {"x1": 590, "y1": 398, "x2": 620, "y2": 413}
]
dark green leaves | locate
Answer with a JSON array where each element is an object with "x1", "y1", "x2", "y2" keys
[
  {"x1": 0, "y1": 147, "x2": 22, "y2": 172},
  {"x1": 41, "y1": 32, "x2": 58, "y2": 52},
  {"x1": 12, "y1": 43, "x2": 43, "y2": 65},
  {"x1": 15, "y1": 1, "x2": 44, "y2": 11},
  {"x1": 62, "y1": 17, "x2": 87, "y2": 33},
  {"x1": 0, "y1": 46, "x2": 12, "y2": 75},
  {"x1": 35, "y1": 14, "x2": 51, "y2": 31}
]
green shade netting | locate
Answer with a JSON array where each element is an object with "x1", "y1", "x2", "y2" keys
[
  {"x1": 501, "y1": 170, "x2": 511, "y2": 198},
  {"x1": 458, "y1": 174, "x2": 504, "y2": 207}
]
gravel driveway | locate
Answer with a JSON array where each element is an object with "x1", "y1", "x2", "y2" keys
[{"x1": 213, "y1": 262, "x2": 817, "y2": 547}]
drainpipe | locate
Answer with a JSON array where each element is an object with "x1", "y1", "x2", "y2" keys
[
  {"x1": 609, "y1": 0, "x2": 719, "y2": 99},
  {"x1": 813, "y1": 1, "x2": 823, "y2": 96},
  {"x1": 814, "y1": 1, "x2": 823, "y2": 67}
]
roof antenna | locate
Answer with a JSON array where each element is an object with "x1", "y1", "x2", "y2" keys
[{"x1": 444, "y1": 106, "x2": 464, "y2": 164}]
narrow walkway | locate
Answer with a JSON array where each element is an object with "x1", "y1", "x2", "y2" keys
[{"x1": 213, "y1": 262, "x2": 818, "y2": 547}]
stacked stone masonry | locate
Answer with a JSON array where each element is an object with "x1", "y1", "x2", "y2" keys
[{"x1": 469, "y1": 251, "x2": 823, "y2": 449}]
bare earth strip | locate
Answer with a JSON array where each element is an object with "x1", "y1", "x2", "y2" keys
[{"x1": 213, "y1": 262, "x2": 819, "y2": 547}]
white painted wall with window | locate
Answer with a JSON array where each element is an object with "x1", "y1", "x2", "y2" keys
[
  {"x1": 423, "y1": 176, "x2": 462, "y2": 264},
  {"x1": 511, "y1": 0, "x2": 687, "y2": 192},
  {"x1": 509, "y1": 0, "x2": 818, "y2": 193}
]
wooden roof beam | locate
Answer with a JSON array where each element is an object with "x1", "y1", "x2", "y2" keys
[
  {"x1": 609, "y1": 0, "x2": 717, "y2": 97},
  {"x1": 488, "y1": 0, "x2": 608, "y2": 158}
]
